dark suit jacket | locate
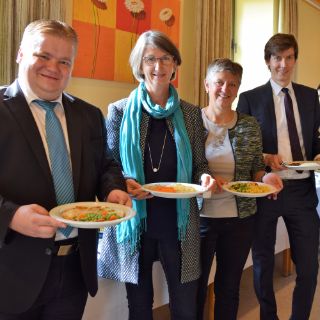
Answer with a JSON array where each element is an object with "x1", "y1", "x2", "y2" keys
[
  {"x1": 0, "y1": 80, "x2": 126, "y2": 313},
  {"x1": 237, "y1": 81, "x2": 320, "y2": 160}
]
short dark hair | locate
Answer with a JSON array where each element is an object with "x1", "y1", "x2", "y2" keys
[
  {"x1": 205, "y1": 58, "x2": 243, "y2": 84},
  {"x1": 264, "y1": 33, "x2": 298, "y2": 62},
  {"x1": 129, "y1": 30, "x2": 181, "y2": 82}
]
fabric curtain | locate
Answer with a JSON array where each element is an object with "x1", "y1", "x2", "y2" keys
[
  {"x1": 274, "y1": 0, "x2": 298, "y2": 36},
  {"x1": 273, "y1": 0, "x2": 298, "y2": 81},
  {"x1": 194, "y1": 0, "x2": 233, "y2": 108},
  {"x1": 0, "y1": 0, "x2": 66, "y2": 85}
]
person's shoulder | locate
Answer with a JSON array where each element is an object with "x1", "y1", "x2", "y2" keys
[
  {"x1": 0, "y1": 85, "x2": 8, "y2": 100},
  {"x1": 106, "y1": 98, "x2": 129, "y2": 119},
  {"x1": 237, "y1": 112, "x2": 260, "y2": 127},
  {"x1": 292, "y1": 82, "x2": 318, "y2": 94},
  {"x1": 108, "y1": 98, "x2": 128, "y2": 110},
  {"x1": 0, "y1": 85, "x2": 8, "y2": 93},
  {"x1": 240, "y1": 82, "x2": 271, "y2": 97},
  {"x1": 180, "y1": 99, "x2": 201, "y2": 115},
  {"x1": 63, "y1": 92, "x2": 99, "y2": 111},
  {"x1": 0, "y1": 82, "x2": 15, "y2": 99},
  {"x1": 180, "y1": 99, "x2": 198, "y2": 108}
]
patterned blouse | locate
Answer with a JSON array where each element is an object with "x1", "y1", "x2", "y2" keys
[{"x1": 227, "y1": 112, "x2": 265, "y2": 218}]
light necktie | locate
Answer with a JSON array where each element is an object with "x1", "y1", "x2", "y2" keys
[{"x1": 34, "y1": 99, "x2": 74, "y2": 237}]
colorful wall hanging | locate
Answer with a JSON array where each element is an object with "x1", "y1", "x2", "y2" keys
[{"x1": 72, "y1": 0, "x2": 181, "y2": 84}]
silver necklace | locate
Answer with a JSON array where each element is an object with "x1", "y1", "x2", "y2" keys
[{"x1": 148, "y1": 130, "x2": 167, "y2": 173}]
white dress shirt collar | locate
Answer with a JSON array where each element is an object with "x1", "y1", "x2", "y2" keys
[
  {"x1": 18, "y1": 78, "x2": 63, "y2": 107},
  {"x1": 270, "y1": 78, "x2": 293, "y2": 96}
]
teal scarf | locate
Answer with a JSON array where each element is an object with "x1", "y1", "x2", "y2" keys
[{"x1": 117, "y1": 82, "x2": 192, "y2": 252}]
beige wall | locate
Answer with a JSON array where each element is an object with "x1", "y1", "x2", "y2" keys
[
  {"x1": 65, "y1": 0, "x2": 320, "y2": 114},
  {"x1": 296, "y1": 0, "x2": 320, "y2": 88},
  {"x1": 65, "y1": 0, "x2": 197, "y2": 114}
]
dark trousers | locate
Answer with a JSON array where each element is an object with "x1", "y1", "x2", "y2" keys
[
  {"x1": 253, "y1": 178, "x2": 319, "y2": 320},
  {"x1": 126, "y1": 236, "x2": 198, "y2": 320},
  {"x1": 197, "y1": 215, "x2": 255, "y2": 320},
  {"x1": 0, "y1": 251, "x2": 88, "y2": 320}
]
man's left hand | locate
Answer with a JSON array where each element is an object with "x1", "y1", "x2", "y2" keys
[{"x1": 106, "y1": 190, "x2": 132, "y2": 207}]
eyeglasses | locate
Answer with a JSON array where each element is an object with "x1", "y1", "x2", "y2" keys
[{"x1": 143, "y1": 55, "x2": 174, "y2": 66}]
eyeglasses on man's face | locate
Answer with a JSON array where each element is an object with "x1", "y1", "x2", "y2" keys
[{"x1": 143, "y1": 55, "x2": 174, "y2": 66}]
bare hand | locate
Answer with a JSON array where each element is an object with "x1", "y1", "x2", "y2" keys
[
  {"x1": 107, "y1": 189, "x2": 132, "y2": 207},
  {"x1": 262, "y1": 172, "x2": 283, "y2": 200},
  {"x1": 126, "y1": 179, "x2": 153, "y2": 200},
  {"x1": 211, "y1": 175, "x2": 228, "y2": 193},
  {"x1": 200, "y1": 174, "x2": 216, "y2": 194},
  {"x1": 9, "y1": 204, "x2": 66, "y2": 238},
  {"x1": 264, "y1": 154, "x2": 286, "y2": 171}
]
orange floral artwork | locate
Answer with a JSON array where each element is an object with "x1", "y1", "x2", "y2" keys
[
  {"x1": 304, "y1": 0, "x2": 320, "y2": 9},
  {"x1": 72, "y1": 0, "x2": 181, "y2": 84}
]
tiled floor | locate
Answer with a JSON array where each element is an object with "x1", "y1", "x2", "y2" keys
[
  {"x1": 238, "y1": 252, "x2": 320, "y2": 320},
  {"x1": 153, "y1": 252, "x2": 320, "y2": 319}
]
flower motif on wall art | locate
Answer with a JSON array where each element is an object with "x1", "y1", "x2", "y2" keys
[
  {"x1": 72, "y1": 0, "x2": 181, "y2": 83},
  {"x1": 91, "y1": 0, "x2": 107, "y2": 10},
  {"x1": 125, "y1": 0, "x2": 146, "y2": 19},
  {"x1": 159, "y1": 8, "x2": 175, "y2": 26},
  {"x1": 124, "y1": 0, "x2": 146, "y2": 60}
]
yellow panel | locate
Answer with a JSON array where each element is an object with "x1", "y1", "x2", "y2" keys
[
  {"x1": 73, "y1": 0, "x2": 116, "y2": 28},
  {"x1": 114, "y1": 30, "x2": 137, "y2": 83}
]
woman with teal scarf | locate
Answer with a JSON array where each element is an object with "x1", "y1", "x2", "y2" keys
[{"x1": 98, "y1": 30, "x2": 215, "y2": 320}]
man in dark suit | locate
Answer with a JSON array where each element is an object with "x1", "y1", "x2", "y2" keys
[
  {"x1": 237, "y1": 33, "x2": 320, "y2": 320},
  {"x1": 0, "y1": 20, "x2": 131, "y2": 319}
]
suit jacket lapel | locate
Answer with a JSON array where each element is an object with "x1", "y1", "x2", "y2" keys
[
  {"x1": 63, "y1": 94, "x2": 82, "y2": 198},
  {"x1": 4, "y1": 81, "x2": 53, "y2": 186},
  {"x1": 292, "y1": 83, "x2": 310, "y2": 158},
  {"x1": 264, "y1": 81, "x2": 278, "y2": 153}
]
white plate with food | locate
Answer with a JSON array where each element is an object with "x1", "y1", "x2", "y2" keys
[
  {"x1": 49, "y1": 202, "x2": 136, "y2": 228},
  {"x1": 282, "y1": 161, "x2": 320, "y2": 171},
  {"x1": 141, "y1": 182, "x2": 207, "y2": 199},
  {"x1": 222, "y1": 181, "x2": 277, "y2": 198}
]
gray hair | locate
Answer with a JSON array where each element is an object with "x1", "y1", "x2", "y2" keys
[
  {"x1": 129, "y1": 30, "x2": 181, "y2": 82},
  {"x1": 206, "y1": 58, "x2": 243, "y2": 84}
]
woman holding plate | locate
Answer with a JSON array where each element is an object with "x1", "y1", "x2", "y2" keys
[
  {"x1": 197, "y1": 59, "x2": 283, "y2": 320},
  {"x1": 98, "y1": 30, "x2": 215, "y2": 320}
]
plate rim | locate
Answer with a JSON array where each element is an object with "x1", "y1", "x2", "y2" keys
[
  {"x1": 222, "y1": 181, "x2": 277, "y2": 198},
  {"x1": 49, "y1": 201, "x2": 135, "y2": 228},
  {"x1": 284, "y1": 161, "x2": 320, "y2": 170},
  {"x1": 141, "y1": 182, "x2": 207, "y2": 198}
]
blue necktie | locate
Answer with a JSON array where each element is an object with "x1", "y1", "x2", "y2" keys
[{"x1": 34, "y1": 99, "x2": 74, "y2": 237}]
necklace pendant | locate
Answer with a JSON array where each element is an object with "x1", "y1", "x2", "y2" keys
[{"x1": 153, "y1": 168, "x2": 158, "y2": 173}]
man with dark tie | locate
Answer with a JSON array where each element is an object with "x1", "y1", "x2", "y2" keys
[
  {"x1": 237, "y1": 33, "x2": 320, "y2": 320},
  {"x1": 0, "y1": 19, "x2": 131, "y2": 319}
]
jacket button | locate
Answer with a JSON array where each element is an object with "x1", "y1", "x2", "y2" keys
[{"x1": 45, "y1": 248, "x2": 52, "y2": 255}]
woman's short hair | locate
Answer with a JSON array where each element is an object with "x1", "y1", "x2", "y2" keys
[
  {"x1": 129, "y1": 30, "x2": 182, "y2": 82},
  {"x1": 205, "y1": 58, "x2": 243, "y2": 84},
  {"x1": 264, "y1": 33, "x2": 298, "y2": 62},
  {"x1": 20, "y1": 19, "x2": 78, "y2": 54}
]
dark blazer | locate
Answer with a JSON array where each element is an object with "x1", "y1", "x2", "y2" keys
[
  {"x1": 237, "y1": 81, "x2": 320, "y2": 160},
  {"x1": 0, "y1": 80, "x2": 126, "y2": 313}
]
